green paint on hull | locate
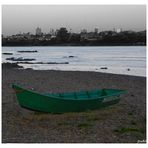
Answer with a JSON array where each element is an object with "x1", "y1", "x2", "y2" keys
[{"x1": 12, "y1": 84, "x2": 126, "y2": 113}]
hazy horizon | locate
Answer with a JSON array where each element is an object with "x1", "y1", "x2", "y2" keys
[{"x1": 2, "y1": 5, "x2": 146, "y2": 36}]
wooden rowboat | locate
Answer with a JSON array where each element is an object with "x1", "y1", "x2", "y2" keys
[{"x1": 12, "y1": 84, "x2": 126, "y2": 113}]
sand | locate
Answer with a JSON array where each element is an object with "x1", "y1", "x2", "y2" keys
[{"x1": 2, "y1": 65, "x2": 146, "y2": 143}]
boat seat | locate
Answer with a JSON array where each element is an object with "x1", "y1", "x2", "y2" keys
[
  {"x1": 44, "y1": 89, "x2": 105, "y2": 100},
  {"x1": 101, "y1": 89, "x2": 107, "y2": 96}
]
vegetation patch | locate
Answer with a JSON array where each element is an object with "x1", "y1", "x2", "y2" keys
[
  {"x1": 114, "y1": 127, "x2": 145, "y2": 134},
  {"x1": 30, "y1": 113, "x2": 51, "y2": 121},
  {"x1": 34, "y1": 111, "x2": 46, "y2": 115},
  {"x1": 87, "y1": 117, "x2": 100, "y2": 122},
  {"x1": 128, "y1": 112, "x2": 133, "y2": 116},
  {"x1": 131, "y1": 121, "x2": 137, "y2": 125},
  {"x1": 57, "y1": 122, "x2": 70, "y2": 126},
  {"x1": 77, "y1": 123, "x2": 93, "y2": 128}
]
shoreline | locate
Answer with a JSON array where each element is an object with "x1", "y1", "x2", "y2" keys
[
  {"x1": 2, "y1": 62, "x2": 146, "y2": 78},
  {"x1": 2, "y1": 67, "x2": 146, "y2": 143},
  {"x1": 2, "y1": 45, "x2": 146, "y2": 47}
]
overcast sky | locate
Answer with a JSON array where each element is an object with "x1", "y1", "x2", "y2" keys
[{"x1": 2, "y1": 5, "x2": 146, "y2": 35}]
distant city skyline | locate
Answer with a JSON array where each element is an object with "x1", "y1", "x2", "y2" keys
[{"x1": 2, "y1": 5, "x2": 146, "y2": 36}]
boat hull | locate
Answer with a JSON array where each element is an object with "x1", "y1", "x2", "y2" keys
[{"x1": 12, "y1": 84, "x2": 125, "y2": 113}]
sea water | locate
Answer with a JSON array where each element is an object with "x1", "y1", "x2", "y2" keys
[{"x1": 2, "y1": 46, "x2": 146, "y2": 77}]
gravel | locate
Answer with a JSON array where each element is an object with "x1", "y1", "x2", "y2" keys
[{"x1": 2, "y1": 67, "x2": 146, "y2": 143}]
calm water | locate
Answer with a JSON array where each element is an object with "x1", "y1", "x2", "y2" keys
[{"x1": 2, "y1": 46, "x2": 146, "y2": 77}]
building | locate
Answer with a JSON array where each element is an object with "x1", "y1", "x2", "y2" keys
[
  {"x1": 50, "y1": 28, "x2": 55, "y2": 36},
  {"x1": 94, "y1": 28, "x2": 98, "y2": 34},
  {"x1": 36, "y1": 27, "x2": 42, "y2": 36},
  {"x1": 81, "y1": 29, "x2": 87, "y2": 34},
  {"x1": 80, "y1": 31, "x2": 100, "y2": 41},
  {"x1": 116, "y1": 28, "x2": 122, "y2": 33}
]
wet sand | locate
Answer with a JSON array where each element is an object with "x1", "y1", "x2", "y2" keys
[{"x1": 2, "y1": 65, "x2": 146, "y2": 143}]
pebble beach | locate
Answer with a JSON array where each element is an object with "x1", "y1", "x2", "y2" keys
[{"x1": 2, "y1": 64, "x2": 146, "y2": 143}]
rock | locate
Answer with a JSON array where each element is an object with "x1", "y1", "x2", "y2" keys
[
  {"x1": 69, "y1": 56, "x2": 75, "y2": 58},
  {"x1": 3, "y1": 52, "x2": 13, "y2": 55},
  {"x1": 100, "y1": 67, "x2": 108, "y2": 70},
  {"x1": 26, "y1": 68, "x2": 33, "y2": 70},
  {"x1": 6, "y1": 57, "x2": 36, "y2": 61},
  {"x1": 46, "y1": 62, "x2": 69, "y2": 64},
  {"x1": 16, "y1": 61, "x2": 69, "y2": 64},
  {"x1": 63, "y1": 56, "x2": 76, "y2": 58},
  {"x1": 17, "y1": 50, "x2": 38, "y2": 53},
  {"x1": 2, "y1": 63, "x2": 23, "y2": 69}
]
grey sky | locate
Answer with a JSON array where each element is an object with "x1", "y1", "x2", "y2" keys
[{"x1": 2, "y1": 5, "x2": 146, "y2": 35}]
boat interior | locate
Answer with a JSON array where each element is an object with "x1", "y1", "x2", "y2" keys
[{"x1": 44, "y1": 89, "x2": 123, "y2": 100}]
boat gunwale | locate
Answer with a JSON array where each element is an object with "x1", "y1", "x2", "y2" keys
[{"x1": 12, "y1": 83, "x2": 126, "y2": 101}]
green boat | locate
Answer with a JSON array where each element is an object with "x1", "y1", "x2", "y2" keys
[{"x1": 12, "y1": 84, "x2": 126, "y2": 113}]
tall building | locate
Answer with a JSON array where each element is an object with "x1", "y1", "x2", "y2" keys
[
  {"x1": 81, "y1": 29, "x2": 87, "y2": 33},
  {"x1": 94, "y1": 28, "x2": 98, "y2": 34},
  {"x1": 36, "y1": 27, "x2": 42, "y2": 36},
  {"x1": 116, "y1": 28, "x2": 122, "y2": 33},
  {"x1": 50, "y1": 28, "x2": 55, "y2": 35}
]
